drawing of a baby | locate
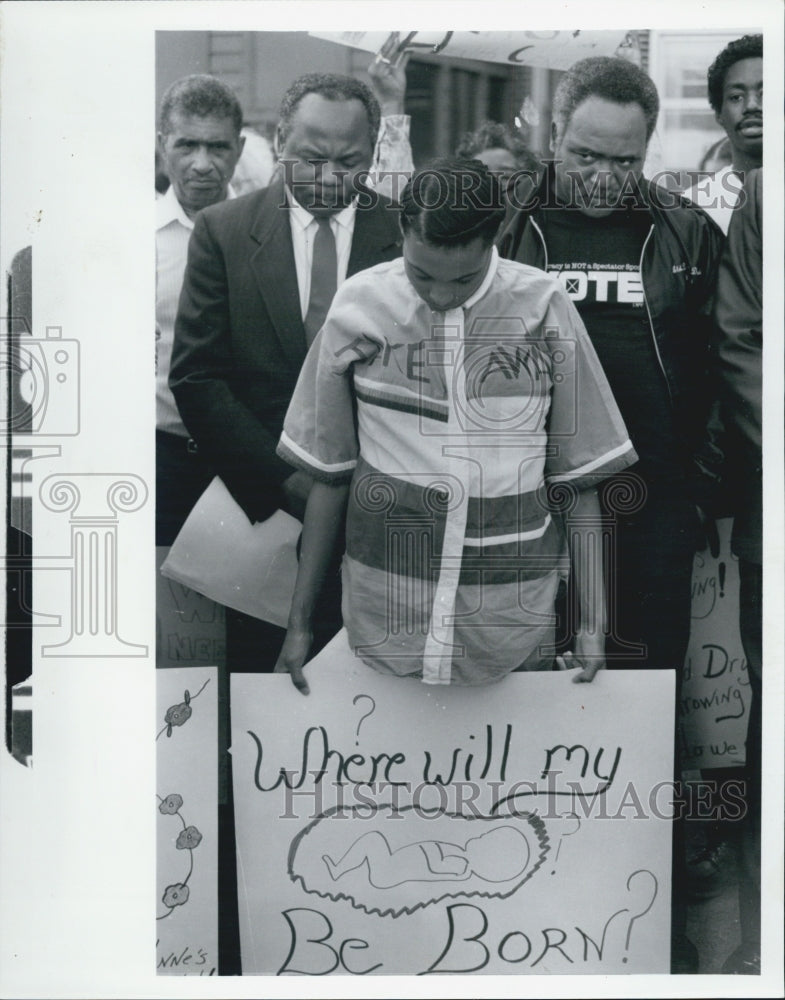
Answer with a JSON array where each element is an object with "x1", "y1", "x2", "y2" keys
[{"x1": 322, "y1": 825, "x2": 530, "y2": 889}]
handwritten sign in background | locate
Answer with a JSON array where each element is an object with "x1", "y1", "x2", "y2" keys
[
  {"x1": 156, "y1": 666, "x2": 218, "y2": 975},
  {"x1": 231, "y1": 632, "x2": 674, "y2": 976},
  {"x1": 681, "y1": 519, "x2": 748, "y2": 770},
  {"x1": 156, "y1": 549, "x2": 226, "y2": 670},
  {"x1": 308, "y1": 30, "x2": 628, "y2": 69}
]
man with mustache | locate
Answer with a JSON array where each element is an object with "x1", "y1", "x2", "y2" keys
[
  {"x1": 500, "y1": 54, "x2": 724, "y2": 688},
  {"x1": 170, "y1": 73, "x2": 402, "y2": 672},
  {"x1": 157, "y1": 66, "x2": 411, "y2": 549},
  {"x1": 686, "y1": 34, "x2": 762, "y2": 233},
  {"x1": 156, "y1": 75, "x2": 246, "y2": 547},
  {"x1": 499, "y1": 55, "x2": 725, "y2": 973},
  {"x1": 714, "y1": 167, "x2": 763, "y2": 975},
  {"x1": 681, "y1": 33, "x2": 762, "y2": 911}
]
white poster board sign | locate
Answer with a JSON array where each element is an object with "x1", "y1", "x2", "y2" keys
[
  {"x1": 309, "y1": 30, "x2": 628, "y2": 69},
  {"x1": 231, "y1": 632, "x2": 674, "y2": 975},
  {"x1": 680, "y1": 518, "x2": 749, "y2": 770},
  {"x1": 156, "y1": 666, "x2": 219, "y2": 975}
]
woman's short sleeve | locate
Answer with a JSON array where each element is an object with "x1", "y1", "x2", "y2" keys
[{"x1": 277, "y1": 297, "x2": 376, "y2": 483}]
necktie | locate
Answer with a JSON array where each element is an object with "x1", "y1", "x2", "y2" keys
[{"x1": 303, "y1": 218, "x2": 338, "y2": 345}]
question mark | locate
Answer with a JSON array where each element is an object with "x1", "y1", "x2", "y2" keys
[
  {"x1": 551, "y1": 813, "x2": 581, "y2": 873},
  {"x1": 622, "y1": 869, "x2": 658, "y2": 963},
  {"x1": 352, "y1": 694, "x2": 376, "y2": 745}
]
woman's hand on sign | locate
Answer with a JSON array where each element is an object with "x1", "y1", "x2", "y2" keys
[
  {"x1": 274, "y1": 625, "x2": 313, "y2": 695},
  {"x1": 556, "y1": 635, "x2": 605, "y2": 684}
]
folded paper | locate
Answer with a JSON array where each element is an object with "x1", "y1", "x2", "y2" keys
[{"x1": 160, "y1": 477, "x2": 300, "y2": 627}]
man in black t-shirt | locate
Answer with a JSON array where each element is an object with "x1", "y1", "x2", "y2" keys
[
  {"x1": 499, "y1": 56, "x2": 725, "y2": 974},
  {"x1": 500, "y1": 57, "x2": 723, "y2": 679},
  {"x1": 542, "y1": 194, "x2": 700, "y2": 675}
]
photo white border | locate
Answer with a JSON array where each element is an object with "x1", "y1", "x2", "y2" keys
[{"x1": 0, "y1": 1, "x2": 782, "y2": 998}]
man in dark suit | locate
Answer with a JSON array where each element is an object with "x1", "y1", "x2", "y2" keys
[{"x1": 170, "y1": 73, "x2": 402, "y2": 672}]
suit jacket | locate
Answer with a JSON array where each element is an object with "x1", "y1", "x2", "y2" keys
[{"x1": 170, "y1": 177, "x2": 402, "y2": 522}]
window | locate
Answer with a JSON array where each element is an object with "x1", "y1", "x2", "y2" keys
[
  {"x1": 405, "y1": 58, "x2": 517, "y2": 162},
  {"x1": 647, "y1": 30, "x2": 759, "y2": 187}
]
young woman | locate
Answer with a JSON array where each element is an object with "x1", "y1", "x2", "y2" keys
[
  {"x1": 455, "y1": 119, "x2": 539, "y2": 199},
  {"x1": 275, "y1": 159, "x2": 636, "y2": 693}
]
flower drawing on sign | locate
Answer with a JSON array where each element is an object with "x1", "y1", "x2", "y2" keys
[
  {"x1": 157, "y1": 793, "x2": 202, "y2": 920},
  {"x1": 156, "y1": 677, "x2": 210, "y2": 740},
  {"x1": 164, "y1": 694, "x2": 192, "y2": 734},
  {"x1": 158, "y1": 793, "x2": 184, "y2": 815},
  {"x1": 176, "y1": 826, "x2": 203, "y2": 850},
  {"x1": 162, "y1": 883, "x2": 190, "y2": 908}
]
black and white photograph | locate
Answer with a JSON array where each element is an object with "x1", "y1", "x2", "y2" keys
[{"x1": 1, "y1": 2, "x2": 783, "y2": 996}]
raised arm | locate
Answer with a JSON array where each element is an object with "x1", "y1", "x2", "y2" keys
[{"x1": 368, "y1": 52, "x2": 414, "y2": 203}]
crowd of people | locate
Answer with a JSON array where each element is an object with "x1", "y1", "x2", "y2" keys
[{"x1": 155, "y1": 35, "x2": 763, "y2": 975}]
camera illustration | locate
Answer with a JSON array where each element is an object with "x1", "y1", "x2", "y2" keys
[{"x1": 4, "y1": 326, "x2": 80, "y2": 435}]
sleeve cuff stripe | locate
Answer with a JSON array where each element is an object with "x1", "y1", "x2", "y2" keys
[
  {"x1": 548, "y1": 440, "x2": 636, "y2": 483},
  {"x1": 278, "y1": 432, "x2": 357, "y2": 475}
]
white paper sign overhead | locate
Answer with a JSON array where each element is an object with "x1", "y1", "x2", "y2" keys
[
  {"x1": 309, "y1": 30, "x2": 630, "y2": 70},
  {"x1": 231, "y1": 630, "x2": 674, "y2": 976}
]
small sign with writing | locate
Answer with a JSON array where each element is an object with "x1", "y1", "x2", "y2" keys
[
  {"x1": 156, "y1": 666, "x2": 218, "y2": 975},
  {"x1": 156, "y1": 547, "x2": 226, "y2": 669},
  {"x1": 681, "y1": 519, "x2": 748, "y2": 769}
]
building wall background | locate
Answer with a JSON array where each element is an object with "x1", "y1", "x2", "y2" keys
[{"x1": 156, "y1": 28, "x2": 758, "y2": 183}]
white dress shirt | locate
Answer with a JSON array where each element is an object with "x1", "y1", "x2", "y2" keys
[
  {"x1": 157, "y1": 114, "x2": 409, "y2": 433},
  {"x1": 283, "y1": 113, "x2": 411, "y2": 310},
  {"x1": 155, "y1": 184, "x2": 235, "y2": 437},
  {"x1": 285, "y1": 190, "x2": 358, "y2": 318}
]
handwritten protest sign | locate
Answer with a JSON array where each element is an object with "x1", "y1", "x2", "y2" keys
[
  {"x1": 309, "y1": 30, "x2": 629, "y2": 70},
  {"x1": 156, "y1": 548, "x2": 226, "y2": 669},
  {"x1": 231, "y1": 632, "x2": 674, "y2": 975},
  {"x1": 680, "y1": 519, "x2": 748, "y2": 770},
  {"x1": 156, "y1": 666, "x2": 218, "y2": 975}
]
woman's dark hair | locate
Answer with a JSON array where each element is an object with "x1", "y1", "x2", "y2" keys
[
  {"x1": 455, "y1": 120, "x2": 538, "y2": 172},
  {"x1": 399, "y1": 158, "x2": 506, "y2": 247}
]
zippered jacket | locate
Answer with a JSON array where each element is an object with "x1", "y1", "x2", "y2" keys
[
  {"x1": 714, "y1": 168, "x2": 762, "y2": 561},
  {"x1": 498, "y1": 166, "x2": 726, "y2": 505}
]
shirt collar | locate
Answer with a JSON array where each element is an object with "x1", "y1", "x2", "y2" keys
[
  {"x1": 461, "y1": 246, "x2": 499, "y2": 310},
  {"x1": 286, "y1": 186, "x2": 357, "y2": 232},
  {"x1": 156, "y1": 183, "x2": 236, "y2": 232}
]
